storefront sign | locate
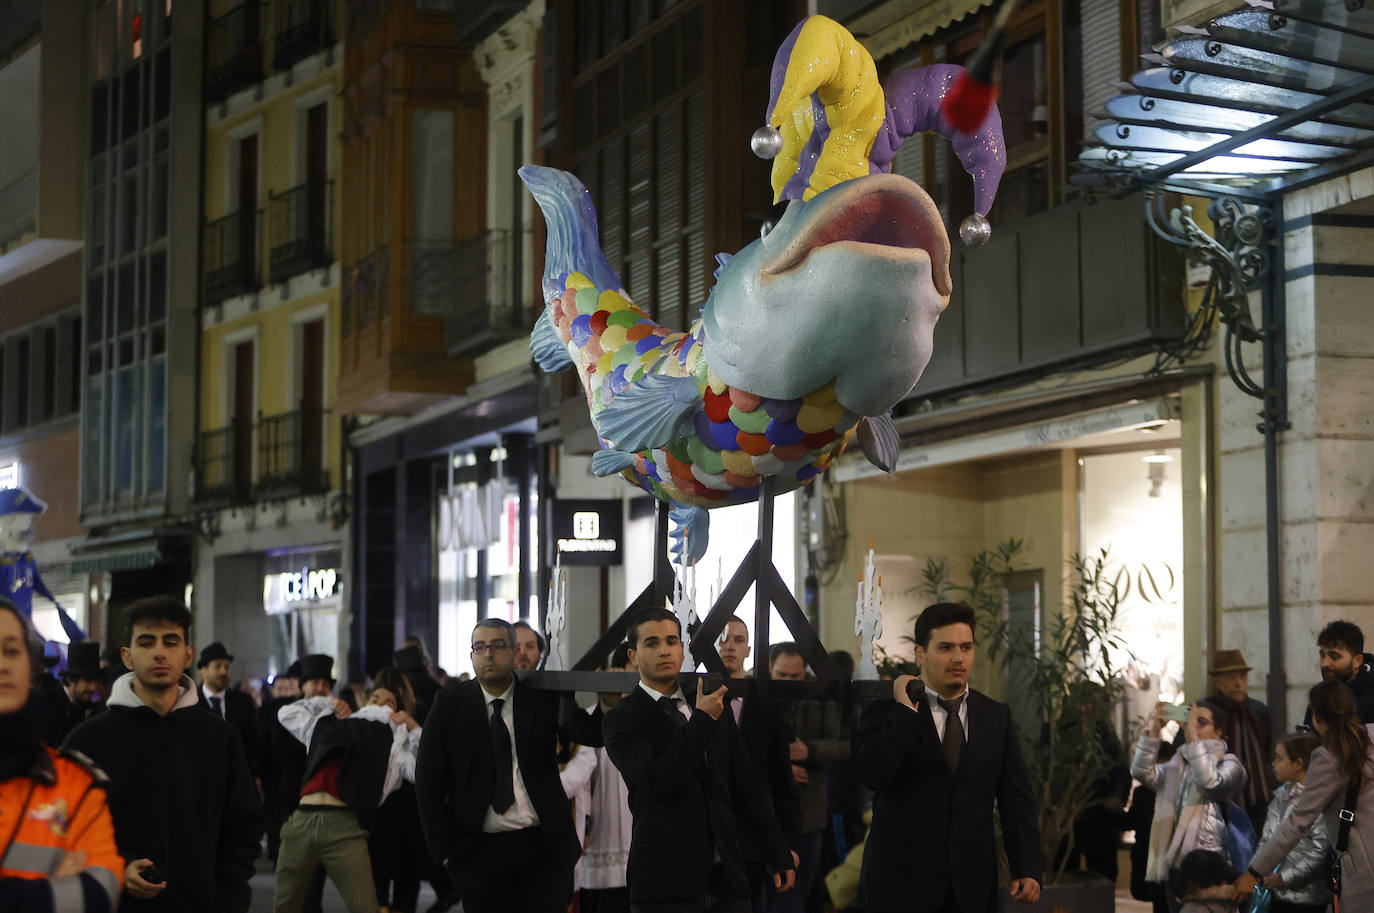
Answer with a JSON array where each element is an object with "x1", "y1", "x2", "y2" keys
[
  {"x1": 263, "y1": 567, "x2": 342, "y2": 615},
  {"x1": 551, "y1": 499, "x2": 623, "y2": 566}
]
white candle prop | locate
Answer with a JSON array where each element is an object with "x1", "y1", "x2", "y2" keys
[
  {"x1": 854, "y1": 545, "x2": 883, "y2": 681},
  {"x1": 545, "y1": 554, "x2": 569, "y2": 671}
]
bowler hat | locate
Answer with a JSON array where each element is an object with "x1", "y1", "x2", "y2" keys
[
  {"x1": 1209, "y1": 649, "x2": 1252, "y2": 674},
  {"x1": 393, "y1": 645, "x2": 426, "y2": 673},
  {"x1": 197, "y1": 641, "x2": 234, "y2": 669},
  {"x1": 297, "y1": 653, "x2": 335, "y2": 685},
  {"x1": 64, "y1": 642, "x2": 103, "y2": 680}
]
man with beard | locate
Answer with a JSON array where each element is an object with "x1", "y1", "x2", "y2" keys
[
  {"x1": 1205, "y1": 650, "x2": 1275, "y2": 837},
  {"x1": 39, "y1": 640, "x2": 105, "y2": 746},
  {"x1": 512, "y1": 621, "x2": 545, "y2": 671},
  {"x1": 1303, "y1": 620, "x2": 1374, "y2": 724},
  {"x1": 416, "y1": 619, "x2": 601, "y2": 913}
]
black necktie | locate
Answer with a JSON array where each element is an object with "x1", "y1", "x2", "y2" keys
[
  {"x1": 210, "y1": 695, "x2": 224, "y2": 719},
  {"x1": 659, "y1": 695, "x2": 687, "y2": 730},
  {"x1": 489, "y1": 698, "x2": 515, "y2": 813},
  {"x1": 939, "y1": 695, "x2": 965, "y2": 772}
]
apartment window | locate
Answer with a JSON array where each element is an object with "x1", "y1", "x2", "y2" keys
[{"x1": 0, "y1": 314, "x2": 84, "y2": 438}]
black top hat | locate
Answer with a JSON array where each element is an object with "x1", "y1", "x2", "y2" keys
[
  {"x1": 297, "y1": 654, "x2": 335, "y2": 685},
  {"x1": 197, "y1": 642, "x2": 234, "y2": 669},
  {"x1": 64, "y1": 642, "x2": 103, "y2": 680},
  {"x1": 393, "y1": 646, "x2": 426, "y2": 673}
]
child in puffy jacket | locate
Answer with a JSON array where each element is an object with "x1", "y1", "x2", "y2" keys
[
  {"x1": 1256, "y1": 731, "x2": 1332, "y2": 913},
  {"x1": 1171, "y1": 849, "x2": 1239, "y2": 913}
]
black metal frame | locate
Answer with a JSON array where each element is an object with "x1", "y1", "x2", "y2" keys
[{"x1": 1102, "y1": 74, "x2": 1374, "y2": 733}]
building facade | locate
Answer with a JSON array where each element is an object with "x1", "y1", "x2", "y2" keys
[
  {"x1": 193, "y1": 0, "x2": 348, "y2": 683},
  {"x1": 0, "y1": 0, "x2": 95, "y2": 645}
]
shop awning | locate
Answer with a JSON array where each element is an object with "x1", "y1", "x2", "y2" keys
[
  {"x1": 1074, "y1": 0, "x2": 1374, "y2": 199},
  {"x1": 70, "y1": 546, "x2": 161, "y2": 574},
  {"x1": 845, "y1": 0, "x2": 995, "y2": 60}
]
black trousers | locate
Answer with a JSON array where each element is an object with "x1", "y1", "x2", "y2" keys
[
  {"x1": 1270, "y1": 902, "x2": 1328, "y2": 913},
  {"x1": 447, "y1": 827, "x2": 571, "y2": 913},
  {"x1": 582, "y1": 886, "x2": 631, "y2": 913}
]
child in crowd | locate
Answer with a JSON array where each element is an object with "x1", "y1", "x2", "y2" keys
[
  {"x1": 1257, "y1": 732, "x2": 1332, "y2": 913},
  {"x1": 1170, "y1": 849, "x2": 1239, "y2": 913}
]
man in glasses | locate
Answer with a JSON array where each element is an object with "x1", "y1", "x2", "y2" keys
[{"x1": 416, "y1": 619, "x2": 602, "y2": 913}]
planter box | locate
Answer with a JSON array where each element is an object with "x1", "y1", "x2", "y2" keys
[{"x1": 998, "y1": 871, "x2": 1116, "y2": 913}]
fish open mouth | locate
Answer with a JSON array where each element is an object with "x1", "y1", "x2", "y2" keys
[{"x1": 761, "y1": 173, "x2": 952, "y2": 297}]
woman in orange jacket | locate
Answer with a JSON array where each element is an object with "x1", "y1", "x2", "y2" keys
[{"x1": 0, "y1": 596, "x2": 123, "y2": 912}]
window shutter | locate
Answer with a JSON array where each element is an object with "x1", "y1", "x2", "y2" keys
[{"x1": 1080, "y1": 0, "x2": 1121, "y2": 137}]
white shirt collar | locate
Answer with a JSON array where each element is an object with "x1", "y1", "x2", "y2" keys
[
  {"x1": 637, "y1": 680, "x2": 685, "y2": 705},
  {"x1": 482, "y1": 679, "x2": 515, "y2": 707},
  {"x1": 925, "y1": 684, "x2": 970, "y2": 706},
  {"x1": 202, "y1": 684, "x2": 226, "y2": 700}
]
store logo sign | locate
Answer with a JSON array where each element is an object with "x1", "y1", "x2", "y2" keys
[
  {"x1": 551, "y1": 499, "x2": 623, "y2": 565},
  {"x1": 264, "y1": 567, "x2": 341, "y2": 615},
  {"x1": 572, "y1": 512, "x2": 600, "y2": 539}
]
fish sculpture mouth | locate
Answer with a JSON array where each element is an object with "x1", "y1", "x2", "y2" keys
[{"x1": 759, "y1": 172, "x2": 952, "y2": 298}]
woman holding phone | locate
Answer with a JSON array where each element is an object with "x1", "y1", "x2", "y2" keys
[
  {"x1": 1233, "y1": 680, "x2": 1374, "y2": 911},
  {"x1": 1132, "y1": 699, "x2": 1247, "y2": 912}
]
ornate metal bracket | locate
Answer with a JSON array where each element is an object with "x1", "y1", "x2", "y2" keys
[{"x1": 1144, "y1": 192, "x2": 1288, "y2": 434}]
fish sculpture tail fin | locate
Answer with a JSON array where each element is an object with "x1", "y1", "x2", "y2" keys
[
  {"x1": 531, "y1": 309, "x2": 574, "y2": 373},
  {"x1": 519, "y1": 165, "x2": 625, "y2": 306}
]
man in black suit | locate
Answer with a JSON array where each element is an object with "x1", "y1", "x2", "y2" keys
[
  {"x1": 415, "y1": 618, "x2": 600, "y2": 913},
  {"x1": 854, "y1": 602, "x2": 1042, "y2": 913},
  {"x1": 196, "y1": 641, "x2": 259, "y2": 764},
  {"x1": 604, "y1": 607, "x2": 797, "y2": 913},
  {"x1": 38, "y1": 640, "x2": 105, "y2": 746},
  {"x1": 717, "y1": 616, "x2": 801, "y2": 904}
]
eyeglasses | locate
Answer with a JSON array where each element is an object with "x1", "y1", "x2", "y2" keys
[{"x1": 471, "y1": 641, "x2": 511, "y2": 655}]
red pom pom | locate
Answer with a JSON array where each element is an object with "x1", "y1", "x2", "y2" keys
[{"x1": 941, "y1": 73, "x2": 999, "y2": 135}]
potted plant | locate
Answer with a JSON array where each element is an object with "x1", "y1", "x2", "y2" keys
[{"x1": 885, "y1": 540, "x2": 1130, "y2": 913}]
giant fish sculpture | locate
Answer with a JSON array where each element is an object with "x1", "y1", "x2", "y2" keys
[{"x1": 524, "y1": 15, "x2": 1006, "y2": 562}]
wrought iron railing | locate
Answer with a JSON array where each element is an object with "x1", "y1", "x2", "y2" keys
[
  {"x1": 207, "y1": 2, "x2": 264, "y2": 101},
  {"x1": 405, "y1": 231, "x2": 529, "y2": 355},
  {"x1": 194, "y1": 423, "x2": 254, "y2": 506},
  {"x1": 0, "y1": 168, "x2": 36, "y2": 249},
  {"x1": 204, "y1": 209, "x2": 262, "y2": 304},
  {"x1": 343, "y1": 246, "x2": 389, "y2": 335},
  {"x1": 0, "y1": 0, "x2": 41, "y2": 61},
  {"x1": 257, "y1": 407, "x2": 329, "y2": 498},
  {"x1": 268, "y1": 180, "x2": 332, "y2": 283},
  {"x1": 273, "y1": 0, "x2": 332, "y2": 71}
]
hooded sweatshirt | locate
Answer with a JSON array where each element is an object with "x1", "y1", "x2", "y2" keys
[
  {"x1": 63, "y1": 672, "x2": 265, "y2": 913},
  {"x1": 1303, "y1": 663, "x2": 1374, "y2": 726}
]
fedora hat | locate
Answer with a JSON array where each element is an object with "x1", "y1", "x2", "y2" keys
[
  {"x1": 1209, "y1": 649, "x2": 1252, "y2": 674},
  {"x1": 393, "y1": 645, "x2": 426, "y2": 673},
  {"x1": 297, "y1": 653, "x2": 335, "y2": 685},
  {"x1": 64, "y1": 641, "x2": 103, "y2": 680},
  {"x1": 197, "y1": 641, "x2": 234, "y2": 669}
]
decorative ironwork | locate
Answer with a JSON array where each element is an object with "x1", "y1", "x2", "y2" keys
[
  {"x1": 405, "y1": 231, "x2": 530, "y2": 356},
  {"x1": 194, "y1": 423, "x2": 254, "y2": 506},
  {"x1": 257, "y1": 407, "x2": 330, "y2": 499},
  {"x1": 268, "y1": 180, "x2": 333, "y2": 283},
  {"x1": 273, "y1": 0, "x2": 332, "y2": 71},
  {"x1": 203, "y1": 210, "x2": 262, "y2": 304},
  {"x1": 207, "y1": 3, "x2": 264, "y2": 102}
]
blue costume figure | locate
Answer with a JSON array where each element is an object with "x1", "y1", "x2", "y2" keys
[{"x1": 0, "y1": 486, "x2": 85, "y2": 643}]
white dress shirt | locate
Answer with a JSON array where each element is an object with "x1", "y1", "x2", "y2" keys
[
  {"x1": 482, "y1": 681, "x2": 540, "y2": 832},
  {"x1": 202, "y1": 685, "x2": 227, "y2": 718},
  {"x1": 638, "y1": 681, "x2": 691, "y2": 721},
  {"x1": 920, "y1": 684, "x2": 970, "y2": 742}
]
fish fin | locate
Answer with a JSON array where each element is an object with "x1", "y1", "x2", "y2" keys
[
  {"x1": 669, "y1": 504, "x2": 710, "y2": 565},
  {"x1": 596, "y1": 374, "x2": 701, "y2": 453},
  {"x1": 530, "y1": 308, "x2": 574, "y2": 373},
  {"x1": 590, "y1": 449, "x2": 637, "y2": 477},
  {"x1": 858, "y1": 412, "x2": 900, "y2": 473},
  {"x1": 519, "y1": 165, "x2": 627, "y2": 306},
  {"x1": 713, "y1": 252, "x2": 733, "y2": 279}
]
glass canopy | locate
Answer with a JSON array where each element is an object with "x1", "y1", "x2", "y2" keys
[{"x1": 1074, "y1": 0, "x2": 1374, "y2": 197}]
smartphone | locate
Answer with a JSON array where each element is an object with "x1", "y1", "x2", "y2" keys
[
  {"x1": 905, "y1": 678, "x2": 927, "y2": 707},
  {"x1": 141, "y1": 865, "x2": 165, "y2": 885},
  {"x1": 1160, "y1": 703, "x2": 1191, "y2": 724}
]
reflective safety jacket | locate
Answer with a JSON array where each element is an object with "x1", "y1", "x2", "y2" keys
[{"x1": 0, "y1": 745, "x2": 124, "y2": 912}]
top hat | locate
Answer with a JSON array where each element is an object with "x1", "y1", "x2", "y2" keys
[
  {"x1": 64, "y1": 642, "x2": 103, "y2": 680},
  {"x1": 1209, "y1": 649, "x2": 1252, "y2": 674},
  {"x1": 197, "y1": 642, "x2": 234, "y2": 669},
  {"x1": 393, "y1": 646, "x2": 426, "y2": 673},
  {"x1": 298, "y1": 653, "x2": 335, "y2": 685}
]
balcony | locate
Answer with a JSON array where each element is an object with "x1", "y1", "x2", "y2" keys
[
  {"x1": 207, "y1": 3, "x2": 264, "y2": 102},
  {"x1": 273, "y1": 0, "x2": 333, "y2": 71},
  {"x1": 268, "y1": 180, "x2": 333, "y2": 283},
  {"x1": 194, "y1": 423, "x2": 255, "y2": 507},
  {"x1": 195, "y1": 408, "x2": 330, "y2": 506},
  {"x1": 342, "y1": 246, "x2": 390, "y2": 336},
  {"x1": 0, "y1": 0, "x2": 40, "y2": 62},
  {"x1": 0, "y1": 169, "x2": 36, "y2": 249},
  {"x1": 405, "y1": 231, "x2": 529, "y2": 357},
  {"x1": 204, "y1": 210, "x2": 262, "y2": 305},
  {"x1": 257, "y1": 407, "x2": 330, "y2": 498}
]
